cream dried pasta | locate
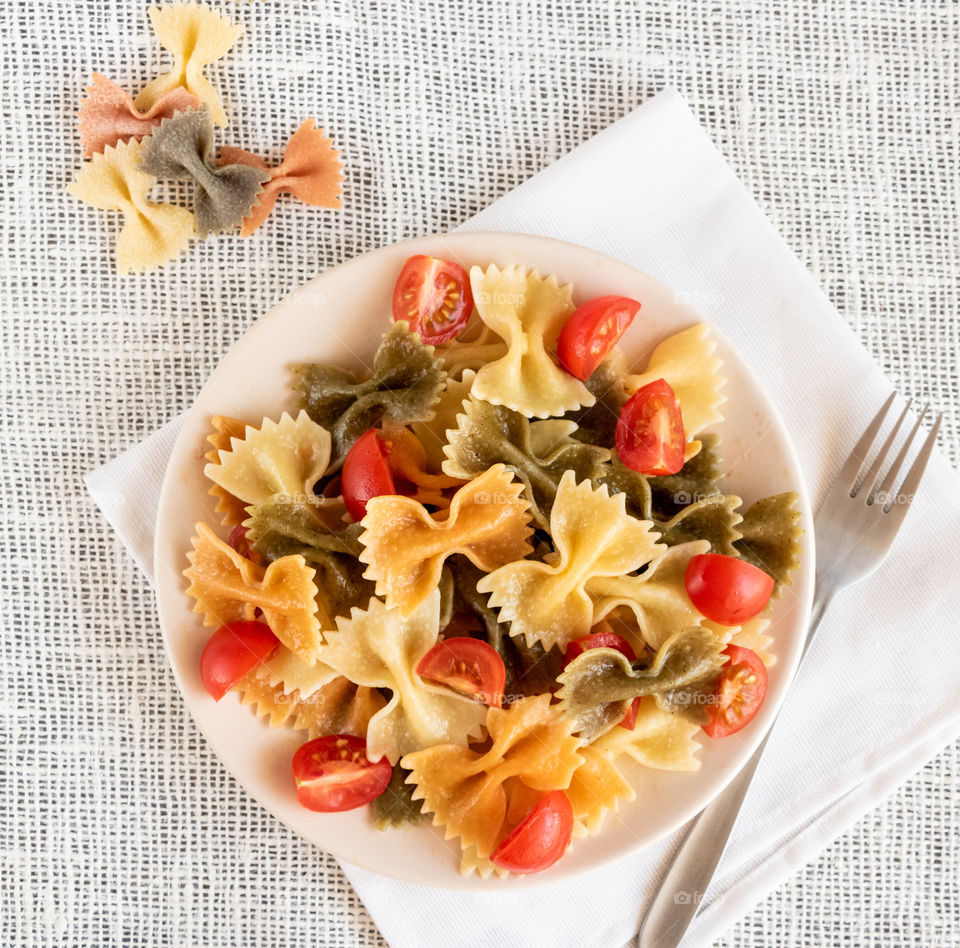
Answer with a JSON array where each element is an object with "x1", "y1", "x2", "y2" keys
[{"x1": 183, "y1": 252, "x2": 802, "y2": 878}]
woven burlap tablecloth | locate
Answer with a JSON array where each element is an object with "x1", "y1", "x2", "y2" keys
[{"x1": 2, "y1": 2, "x2": 958, "y2": 945}]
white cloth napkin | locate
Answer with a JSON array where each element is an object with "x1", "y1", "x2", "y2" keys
[{"x1": 86, "y1": 89, "x2": 960, "y2": 948}]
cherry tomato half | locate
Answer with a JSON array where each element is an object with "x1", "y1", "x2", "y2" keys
[
  {"x1": 562, "y1": 630, "x2": 637, "y2": 668},
  {"x1": 227, "y1": 523, "x2": 259, "y2": 563},
  {"x1": 619, "y1": 697, "x2": 642, "y2": 731},
  {"x1": 416, "y1": 637, "x2": 506, "y2": 708},
  {"x1": 557, "y1": 295, "x2": 642, "y2": 380},
  {"x1": 200, "y1": 620, "x2": 280, "y2": 701},
  {"x1": 684, "y1": 553, "x2": 775, "y2": 626},
  {"x1": 490, "y1": 790, "x2": 574, "y2": 874},
  {"x1": 292, "y1": 735, "x2": 392, "y2": 812},
  {"x1": 342, "y1": 428, "x2": 396, "y2": 522},
  {"x1": 616, "y1": 377, "x2": 685, "y2": 476},
  {"x1": 702, "y1": 645, "x2": 768, "y2": 739},
  {"x1": 392, "y1": 255, "x2": 474, "y2": 344}
]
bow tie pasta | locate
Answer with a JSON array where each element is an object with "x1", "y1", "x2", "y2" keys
[
  {"x1": 469, "y1": 264, "x2": 595, "y2": 418},
  {"x1": 316, "y1": 593, "x2": 487, "y2": 764}
]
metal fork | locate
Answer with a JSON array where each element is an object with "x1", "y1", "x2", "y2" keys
[{"x1": 638, "y1": 393, "x2": 943, "y2": 948}]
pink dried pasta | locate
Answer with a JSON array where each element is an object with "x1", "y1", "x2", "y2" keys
[
  {"x1": 78, "y1": 72, "x2": 199, "y2": 158},
  {"x1": 219, "y1": 119, "x2": 344, "y2": 236}
]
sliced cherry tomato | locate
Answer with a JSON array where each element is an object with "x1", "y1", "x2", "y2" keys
[
  {"x1": 616, "y1": 377, "x2": 685, "y2": 475},
  {"x1": 557, "y1": 295, "x2": 642, "y2": 380},
  {"x1": 416, "y1": 637, "x2": 506, "y2": 708},
  {"x1": 684, "y1": 553, "x2": 775, "y2": 626},
  {"x1": 342, "y1": 428, "x2": 396, "y2": 522},
  {"x1": 392, "y1": 255, "x2": 474, "y2": 344},
  {"x1": 562, "y1": 630, "x2": 637, "y2": 668},
  {"x1": 619, "y1": 696, "x2": 642, "y2": 731},
  {"x1": 702, "y1": 645, "x2": 768, "y2": 739},
  {"x1": 200, "y1": 620, "x2": 280, "y2": 701},
  {"x1": 292, "y1": 735, "x2": 392, "y2": 812},
  {"x1": 227, "y1": 523, "x2": 259, "y2": 563},
  {"x1": 491, "y1": 790, "x2": 574, "y2": 874}
]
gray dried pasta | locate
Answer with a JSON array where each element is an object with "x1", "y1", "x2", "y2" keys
[
  {"x1": 244, "y1": 494, "x2": 373, "y2": 615},
  {"x1": 293, "y1": 322, "x2": 446, "y2": 470},
  {"x1": 734, "y1": 491, "x2": 803, "y2": 597},
  {"x1": 442, "y1": 397, "x2": 610, "y2": 529},
  {"x1": 139, "y1": 107, "x2": 269, "y2": 237},
  {"x1": 557, "y1": 626, "x2": 727, "y2": 739}
]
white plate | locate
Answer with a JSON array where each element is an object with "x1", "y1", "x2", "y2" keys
[{"x1": 154, "y1": 231, "x2": 815, "y2": 889}]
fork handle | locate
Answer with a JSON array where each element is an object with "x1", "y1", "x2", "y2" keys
[{"x1": 638, "y1": 588, "x2": 834, "y2": 948}]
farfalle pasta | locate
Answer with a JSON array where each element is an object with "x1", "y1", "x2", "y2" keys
[
  {"x1": 469, "y1": 265, "x2": 594, "y2": 418},
  {"x1": 69, "y1": 2, "x2": 346, "y2": 271},
  {"x1": 79, "y1": 72, "x2": 199, "y2": 158},
  {"x1": 66, "y1": 138, "x2": 195, "y2": 273},
  {"x1": 402, "y1": 696, "x2": 583, "y2": 872},
  {"x1": 184, "y1": 522, "x2": 325, "y2": 663},
  {"x1": 204, "y1": 410, "x2": 332, "y2": 506},
  {"x1": 317, "y1": 593, "x2": 487, "y2": 764},
  {"x1": 140, "y1": 107, "x2": 269, "y2": 237},
  {"x1": 479, "y1": 471, "x2": 664, "y2": 651},
  {"x1": 625, "y1": 323, "x2": 726, "y2": 461},
  {"x1": 183, "y1": 252, "x2": 802, "y2": 878},
  {"x1": 134, "y1": 2, "x2": 242, "y2": 127},
  {"x1": 293, "y1": 322, "x2": 446, "y2": 468},
  {"x1": 359, "y1": 464, "x2": 533, "y2": 616},
  {"x1": 219, "y1": 119, "x2": 344, "y2": 236}
]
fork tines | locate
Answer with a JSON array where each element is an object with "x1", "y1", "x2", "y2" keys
[{"x1": 847, "y1": 393, "x2": 943, "y2": 516}]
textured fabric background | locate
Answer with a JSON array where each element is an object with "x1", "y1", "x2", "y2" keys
[{"x1": 2, "y1": 2, "x2": 958, "y2": 946}]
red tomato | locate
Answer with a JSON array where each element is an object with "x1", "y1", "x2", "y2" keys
[
  {"x1": 342, "y1": 428, "x2": 396, "y2": 522},
  {"x1": 227, "y1": 523, "x2": 258, "y2": 563},
  {"x1": 491, "y1": 790, "x2": 574, "y2": 874},
  {"x1": 416, "y1": 637, "x2": 506, "y2": 708},
  {"x1": 702, "y1": 645, "x2": 768, "y2": 739},
  {"x1": 392, "y1": 255, "x2": 474, "y2": 344},
  {"x1": 619, "y1": 696, "x2": 642, "y2": 731},
  {"x1": 562, "y1": 631, "x2": 636, "y2": 668},
  {"x1": 616, "y1": 378, "x2": 685, "y2": 475},
  {"x1": 684, "y1": 553, "x2": 775, "y2": 626},
  {"x1": 292, "y1": 735, "x2": 392, "y2": 812},
  {"x1": 557, "y1": 295, "x2": 642, "y2": 380},
  {"x1": 200, "y1": 621, "x2": 280, "y2": 701}
]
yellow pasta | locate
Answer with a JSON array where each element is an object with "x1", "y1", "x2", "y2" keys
[
  {"x1": 135, "y1": 3, "x2": 242, "y2": 127},
  {"x1": 203, "y1": 411, "x2": 332, "y2": 508},
  {"x1": 359, "y1": 464, "x2": 533, "y2": 616},
  {"x1": 706, "y1": 616, "x2": 777, "y2": 666},
  {"x1": 402, "y1": 695, "x2": 583, "y2": 872},
  {"x1": 566, "y1": 743, "x2": 636, "y2": 835},
  {"x1": 258, "y1": 645, "x2": 339, "y2": 698},
  {"x1": 625, "y1": 323, "x2": 726, "y2": 461},
  {"x1": 235, "y1": 667, "x2": 386, "y2": 739},
  {"x1": 589, "y1": 540, "x2": 711, "y2": 649},
  {"x1": 594, "y1": 698, "x2": 703, "y2": 771},
  {"x1": 66, "y1": 139, "x2": 194, "y2": 273},
  {"x1": 410, "y1": 369, "x2": 477, "y2": 471},
  {"x1": 478, "y1": 471, "x2": 664, "y2": 651},
  {"x1": 183, "y1": 522, "x2": 325, "y2": 663},
  {"x1": 316, "y1": 592, "x2": 487, "y2": 765},
  {"x1": 469, "y1": 265, "x2": 595, "y2": 418},
  {"x1": 204, "y1": 415, "x2": 250, "y2": 527}
]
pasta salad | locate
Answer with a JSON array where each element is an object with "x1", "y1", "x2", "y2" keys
[{"x1": 184, "y1": 253, "x2": 802, "y2": 877}]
